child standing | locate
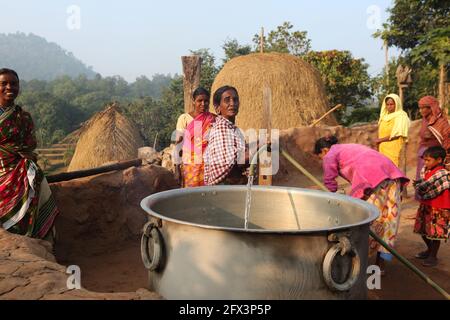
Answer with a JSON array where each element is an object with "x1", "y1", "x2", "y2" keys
[{"x1": 413, "y1": 146, "x2": 450, "y2": 267}]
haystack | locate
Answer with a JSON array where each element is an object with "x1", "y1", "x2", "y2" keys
[
  {"x1": 68, "y1": 104, "x2": 144, "y2": 171},
  {"x1": 211, "y1": 52, "x2": 337, "y2": 130}
]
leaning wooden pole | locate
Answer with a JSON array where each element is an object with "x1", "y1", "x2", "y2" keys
[
  {"x1": 181, "y1": 56, "x2": 202, "y2": 114},
  {"x1": 47, "y1": 158, "x2": 142, "y2": 183},
  {"x1": 398, "y1": 85, "x2": 408, "y2": 197},
  {"x1": 384, "y1": 40, "x2": 389, "y2": 87},
  {"x1": 309, "y1": 104, "x2": 343, "y2": 127},
  {"x1": 439, "y1": 63, "x2": 447, "y2": 114}
]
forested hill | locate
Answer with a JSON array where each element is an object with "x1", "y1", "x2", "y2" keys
[{"x1": 0, "y1": 32, "x2": 97, "y2": 80}]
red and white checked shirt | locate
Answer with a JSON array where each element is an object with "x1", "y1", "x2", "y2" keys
[{"x1": 204, "y1": 116, "x2": 246, "y2": 185}]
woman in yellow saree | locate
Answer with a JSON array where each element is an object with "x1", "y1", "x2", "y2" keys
[{"x1": 376, "y1": 94, "x2": 410, "y2": 166}]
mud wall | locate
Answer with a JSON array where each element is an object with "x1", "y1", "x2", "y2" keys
[
  {"x1": 1, "y1": 164, "x2": 178, "y2": 300},
  {"x1": 51, "y1": 164, "x2": 178, "y2": 260}
]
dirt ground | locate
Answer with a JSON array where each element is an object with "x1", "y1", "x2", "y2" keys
[
  {"x1": 368, "y1": 190, "x2": 450, "y2": 300},
  {"x1": 57, "y1": 239, "x2": 147, "y2": 293}
]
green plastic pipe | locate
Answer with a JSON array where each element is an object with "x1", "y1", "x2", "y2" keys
[{"x1": 280, "y1": 148, "x2": 450, "y2": 300}]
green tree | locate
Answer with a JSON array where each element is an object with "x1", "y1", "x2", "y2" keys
[
  {"x1": 35, "y1": 128, "x2": 51, "y2": 148},
  {"x1": 304, "y1": 50, "x2": 373, "y2": 121},
  {"x1": 51, "y1": 129, "x2": 66, "y2": 144},
  {"x1": 344, "y1": 107, "x2": 379, "y2": 126},
  {"x1": 189, "y1": 49, "x2": 219, "y2": 90},
  {"x1": 376, "y1": 0, "x2": 448, "y2": 49},
  {"x1": 409, "y1": 27, "x2": 450, "y2": 67},
  {"x1": 222, "y1": 38, "x2": 253, "y2": 64},
  {"x1": 51, "y1": 75, "x2": 80, "y2": 101},
  {"x1": 18, "y1": 89, "x2": 85, "y2": 147},
  {"x1": 252, "y1": 21, "x2": 311, "y2": 56},
  {"x1": 372, "y1": 57, "x2": 440, "y2": 119},
  {"x1": 129, "y1": 74, "x2": 173, "y2": 99},
  {"x1": 63, "y1": 148, "x2": 75, "y2": 166},
  {"x1": 122, "y1": 75, "x2": 185, "y2": 150},
  {"x1": 148, "y1": 73, "x2": 175, "y2": 98},
  {"x1": 123, "y1": 88, "x2": 183, "y2": 150},
  {"x1": 130, "y1": 75, "x2": 152, "y2": 98},
  {"x1": 72, "y1": 91, "x2": 111, "y2": 115},
  {"x1": 159, "y1": 76, "x2": 185, "y2": 147},
  {"x1": 374, "y1": 0, "x2": 449, "y2": 109}
]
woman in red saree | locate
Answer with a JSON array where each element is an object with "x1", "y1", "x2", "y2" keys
[
  {"x1": 181, "y1": 88, "x2": 216, "y2": 187},
  {"x1": 415, "y1": 96, "x2": 450, "y2": 200},
  {"x1": 416, "y1": 95, "x2": 450, "y2": 176},
  {"x1": 0, "y1": 68, "x2": 59, "y2": 240}
]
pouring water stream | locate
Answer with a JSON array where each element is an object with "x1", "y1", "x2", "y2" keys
[{"x1": 244, "y1": 144, "x2": 269, "y2": 229}]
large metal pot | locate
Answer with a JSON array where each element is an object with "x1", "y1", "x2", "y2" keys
[{"x1": 140, "y1": 186, "x2": 379, "y2": 299}]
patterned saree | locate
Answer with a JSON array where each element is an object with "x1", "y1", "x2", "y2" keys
[
  {"x1": 181, "y1": 112, "x2": 215, "y2": 187},
  {"x1": 0, "y1": 105, "x2": 59, "y2": 238}
]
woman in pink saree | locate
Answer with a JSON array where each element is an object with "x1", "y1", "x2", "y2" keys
[
  {"x1": 181, "y1": 88, "x2": 216, "y2": 187},
  {"x1": 314, "y1": 135, "x2": 409, "y2": 274}
]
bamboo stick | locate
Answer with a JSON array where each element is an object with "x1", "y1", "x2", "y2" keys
[{"x1": 309, "y1": 104, "x2": 343, "y2": 127}]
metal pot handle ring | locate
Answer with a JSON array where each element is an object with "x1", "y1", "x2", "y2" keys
[
  {"x1": 322, "y1": 235, "x2": 361, "y2": 291},
  {"x1": 141, "y1": 221, "x2": 163, "y2": 271}
]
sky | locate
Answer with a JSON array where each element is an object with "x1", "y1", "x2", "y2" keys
[{"x1": 1, "y1": 0, "x2": 401, "y2": 82}]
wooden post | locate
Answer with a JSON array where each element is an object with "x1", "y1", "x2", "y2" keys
[
  {"x1": 398, "y1": 85, "x2": 404, "y2": 103},
  {"x1": 384, "y1": 40, "x2": 389, "y2": 87},
  {"x1": 153, "y1": 132, "x2": 159, "y2": 150},
  {"x1": 439, "y1": 63, "x2": 447, "y2": 114},
  {"x1": 181, "y1": 56, "x2": 202, "y2": 114},
  {"x1": 260, "y1": 27, "x2": 264, "y2": 53},
  {"x1": 446, "y1": 82, "x2": 450, "y2": 115},
  {"x1": 258, "y1": 86, "x2": 272, "y2": 186},
  {"x1": 398, "y1": 86, "x2": 408, "y2": 197}
]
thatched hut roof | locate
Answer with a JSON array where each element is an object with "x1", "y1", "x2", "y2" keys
[
  {"x1": 211, "y1": 52, "x2": 337, "y2": 130},
  {"x1": 68, "y1": 104, "x2": 144, "y2": 171}
]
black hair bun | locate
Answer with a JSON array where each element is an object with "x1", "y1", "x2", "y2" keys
[{"x1": 325, "y1": 135, "x2": 338, "y2": 144}]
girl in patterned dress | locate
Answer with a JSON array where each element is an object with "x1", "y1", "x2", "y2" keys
[{"x1": 414, "y1": 146, "x2": 450, "y2": 267}]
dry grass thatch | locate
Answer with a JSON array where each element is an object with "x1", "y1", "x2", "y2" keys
[
  {"x1": 210, "y1": 52, "x2": 337, "y2": 130},
  {"x1": 68, "y1": 104, "x2": 144, "y2": 171}
]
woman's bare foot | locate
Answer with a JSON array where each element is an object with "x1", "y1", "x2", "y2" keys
[
  {"x1": 414, "y1": 250, "x2": 430, "y2": 259},
  {"x1": 422, "y1": 257, "x2": 438, "y2": 267}
]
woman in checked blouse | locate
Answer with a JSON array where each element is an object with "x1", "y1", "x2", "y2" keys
[{"x1": 204, "y1": 86, "x2": 249, "y2": 185}]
